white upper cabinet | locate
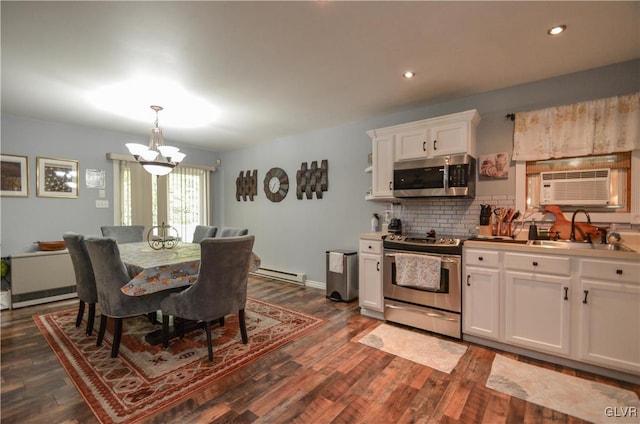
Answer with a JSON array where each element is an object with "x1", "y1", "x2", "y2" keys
[
  {"x1": 366, "y1": 109, "x2": 480, "y2": 200},
  {"x1": 394, "y1": 127, "x2": 430, "y2": 161},
  {"x1": 392, "y1": 109, "x2": 480, "y2": 161}
]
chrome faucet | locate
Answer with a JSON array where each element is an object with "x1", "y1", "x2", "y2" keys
[{"x1": 570, "y1": 209, "x2": 591, "y2": 242}]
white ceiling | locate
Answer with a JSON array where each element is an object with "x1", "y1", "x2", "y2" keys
[{"x1": 2, "y1": 1, "x2": 639, "y2": 152}]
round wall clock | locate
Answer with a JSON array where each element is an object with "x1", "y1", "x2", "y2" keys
[{"x1": 263, "y1": 167, "x2": 289, "y2": 202}]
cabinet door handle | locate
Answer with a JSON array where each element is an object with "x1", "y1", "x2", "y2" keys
[
  {"x1": 376, "y1": 261, "x2": 380, "y2": 272},
  {"x1": 616, "y1": 269, "x2": 623, "y2": 275},
  {"x1": 466, "y1": 275, "x2": 471, "y2": 286},
  {"x1": 422, "y1": 141, "x2": 427, "y2": 151},
  {"x1": 478, "y1": 256, "x2": 483, "y2": 261},
  {"x1": 563, "y1": 287, "x2": 568, "y2": 300},
  {"x1": 532, "y1": 261, "x2": 538, "y2": 266},
  {"x1": 583, "y1": 290, "x2": 589, "y2": 304},
  {"x1": 389, "y1": 181, "x2": 393, "y2": 190},
  {"x1": 433, "y1": 140, "x2": 437, "y2": 150}
]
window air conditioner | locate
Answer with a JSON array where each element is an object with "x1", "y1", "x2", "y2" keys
[{"x1": 540, "y1": 169, "x2": 610, "y2": 206}]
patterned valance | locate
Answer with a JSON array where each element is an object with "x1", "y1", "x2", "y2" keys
[{"x1": 513, "y1": 92, "x2": 639, "y2": 161}]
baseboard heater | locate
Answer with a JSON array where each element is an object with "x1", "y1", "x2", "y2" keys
[{"x1": 250, "y1": 267, "x2": 306, "y2": 285}]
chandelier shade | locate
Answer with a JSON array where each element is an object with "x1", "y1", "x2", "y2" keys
[{"x1": 126, "y1": 105, "x2": 185, "y2": 176}]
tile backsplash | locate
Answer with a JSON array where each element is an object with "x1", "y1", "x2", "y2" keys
[{"x1": 385, "y1": 195, "x2": 639, "y2": 239}]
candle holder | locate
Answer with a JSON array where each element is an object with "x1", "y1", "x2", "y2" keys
[{"x1": 147, "y1": 222, "x2": 180, "y2": 250}]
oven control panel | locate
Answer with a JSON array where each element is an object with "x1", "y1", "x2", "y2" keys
[{"x1": 384, "y1": 235, "x2": 462, "y2": 246}]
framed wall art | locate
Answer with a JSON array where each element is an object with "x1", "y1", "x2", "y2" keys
[
  {"x1": 479, "y1": 152, "x2": 510, "y2": 180},
  {"x1": 36, "y1": 156, "x2": 79, "y2": 198},
  {"x1": 0, "y1": 154, "x2": 29, "y2": 197}
]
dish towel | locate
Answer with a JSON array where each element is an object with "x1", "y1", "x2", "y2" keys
[
  {"x1": 329, "y1": 252, "x2": 344, "y2": 274},
  {"x1": 395, "y1": 253, "x2": 441, "y2": 290}
]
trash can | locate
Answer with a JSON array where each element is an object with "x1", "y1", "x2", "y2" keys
[{"x1": 326, "y1": 250, "x2": 358, "y2": 302}]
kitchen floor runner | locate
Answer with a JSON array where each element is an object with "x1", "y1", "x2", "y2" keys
[{"x1": 486, "y1": 354, "x2": 640, "y2": 423}]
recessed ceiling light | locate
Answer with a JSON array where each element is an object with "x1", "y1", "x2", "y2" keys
[
  {"x1": 403, "y1": 71, "x2": 415, "y2": 79},
  {"x1": 547, "y1": 25, "x2": 567, "y2": 35}
]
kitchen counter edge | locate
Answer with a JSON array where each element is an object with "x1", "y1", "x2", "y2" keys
[{"x1": 463, "y1": 239, "x2": 640, "y2": 261}]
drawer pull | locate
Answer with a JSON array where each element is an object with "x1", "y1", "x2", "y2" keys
[
  {"x1": 376, "y1": 261, "x2": 380, "y2": 272},
  {"x1": 466, "y1": 275, "x2": 471, "y2": 286},
  {"x1": 478, "y1": 256, "x2": 483, "y2": 261},
  {"x1": 616, "y1": 269, "x2": 623, "y2": 275},
  {"x1": 368, "y1": 245, "x2": 372, "y2": 249},
  {"x1": 563, "y1": 287, "x2": 568, "y2": 300},
  {"x1": 532, "y1": 261, "x2": 538, "y2": 266},
  {"x1": 583, "y1": 290, "x2": 589, "y2": 304},
  {"x1": 422, "y1": 141, "x2": 427, "y2": 151},
  {"x1": 433, "y1": 140, "x2": 437, "y2": 150}
]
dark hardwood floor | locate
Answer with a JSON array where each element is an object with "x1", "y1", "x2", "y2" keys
[{"x1": 2, "y1": 276, "x2": 638, "y2": 423}]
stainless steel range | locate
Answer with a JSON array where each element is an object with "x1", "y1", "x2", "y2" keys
[{"x1": 383, "y1": 233, "x2": 463, "y2": 339}]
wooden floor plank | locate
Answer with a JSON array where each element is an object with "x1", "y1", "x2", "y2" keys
[{"x1": 1, "y1": 275, "x2": 636, "y2": 423}]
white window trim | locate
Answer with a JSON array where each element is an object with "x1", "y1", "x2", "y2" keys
[{"x1": 515, "y1": 150, "x2": 640, "y2": 225}]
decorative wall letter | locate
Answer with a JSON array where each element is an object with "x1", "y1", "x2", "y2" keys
[
  {"x1": 236, "y1": 169, "x2": 257, "y2": 201},
  {"x1": 296, "y1": 160, "x2": 328, "y2": 199}
]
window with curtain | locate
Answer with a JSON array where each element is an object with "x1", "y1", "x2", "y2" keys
[
  {"x1": 119, "y1": 162, "x2": 210, "y2": 242},
  {"x1": 512, "y1": 93, "x2": 640, "y2": 223}
]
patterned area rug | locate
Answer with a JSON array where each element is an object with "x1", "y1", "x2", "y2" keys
[
  {"x1": 34, "y1": 297, "x2": 326, "y2": 424},
  {"x1": 356, "y1": 323, "x2": 468, "y2": 373},
  {"x1": 487, "y1": 354, "x2": 640, "y2": 423}
]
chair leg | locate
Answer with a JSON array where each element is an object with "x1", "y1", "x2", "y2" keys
[
  {"x1": 219, "y1": 316, "x2": 225, "y2": 326},
  {"x1": 204, "y1": 321, "x2": 213, "y2": 361},
  {"x1": 97, "y1": 315, "x2": 108, "y2": 347},
  {"x1": 75, "y1": 300, "x2": 85, "y2": 328},
  {"x1": 86, "y1": 303, "x2": 96, "y2": 336},
  {"x1": 239, "y1": 309, "x2": 248, "y2": 344},
  {"x1": 162, "y1": 314, "x2": 170, "y2": 348},
  {"x1": 111, "y1": 318, "x2": 123, "y2": 358}
]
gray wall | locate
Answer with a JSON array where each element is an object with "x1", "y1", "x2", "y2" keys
[
  {"x1": 0, "y1": 115, "x2": 219, "y2": 255},
  {"x1": 2, "y1": 60, "x2": 638, "y2": 285}
]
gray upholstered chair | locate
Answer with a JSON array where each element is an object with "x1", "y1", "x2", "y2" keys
[
  {"x1": 100, "y1": 225, "x2": 145, "y2": 243},
  {"x1": 218, "y1": 227, "x2": 248, "y2": 238},
  {"x1": 160, "y1": 235, "x2": 255, "y2": 361},
  {"x1": 192, "y1": 225, "x2": 218, "y2": 243},
  {"x1": 85, "y1": 236, "x2": 167, "y2": 358},
  {"x1": 63, "y1": 232, "x2": 98, "y2": 336}
]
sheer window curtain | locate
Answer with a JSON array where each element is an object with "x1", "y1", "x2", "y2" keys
[
  {"x1": 513, "y1": 92, "x2": 639, "y2": 161},
  {"x1": 119, "y1": 162, "x2": 210, "y2": 242},
  {"x1": 167, "y1": 166, "x2": 210, "y2": 242}
]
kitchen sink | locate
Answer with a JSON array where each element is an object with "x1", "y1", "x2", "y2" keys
[{"x1": 526, "y1": 239, "x2": 636, "y2": 252}]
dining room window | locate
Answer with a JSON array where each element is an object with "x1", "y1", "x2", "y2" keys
[{"x1": 119, "y1": 162, "x2": 210, "y2": 242}]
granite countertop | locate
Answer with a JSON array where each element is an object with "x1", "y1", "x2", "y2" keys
[
  {"x1": 464, "y1": 238, "x2": 640, "y2": 261},
  {"x1": 359, "y1": 232, "x2": 386, "y2": 241}
]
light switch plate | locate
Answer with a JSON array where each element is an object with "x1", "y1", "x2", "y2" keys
[
  {"x1": 99, "y1": 189, "x2": 106, "y2": 198},
  {"x1": 96, "y1": 200, "x2": 109, "y2": 208}
]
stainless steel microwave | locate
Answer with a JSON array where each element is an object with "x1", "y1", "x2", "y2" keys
[{"x1": 393, "y1": 154, "x2": 476, "y2": 198}]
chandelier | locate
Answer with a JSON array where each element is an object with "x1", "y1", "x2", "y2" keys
[{"x1": 126, "y1": 105, "x2": 185, "y2": 176}]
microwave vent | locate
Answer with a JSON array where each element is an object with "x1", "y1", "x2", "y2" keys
[{"x1": 540, "y1": 168, "x2": 610, "y2": 206}]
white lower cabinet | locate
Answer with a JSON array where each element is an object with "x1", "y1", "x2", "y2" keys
[
  {"x1": 463, "y1": 244, "x2": 640, "y2": 377},
  {"x1": 358, "y1": 239, "x2": 384, "y2": 313},
  {"x1": 578, "y1": 259, "x2": 640, "y2": 374},
  {"x1": 463, "y1": 249, "x2": 501, "y2": 340},
  {"x1": 504, "y1": 271, "x2": 571, "y2": 356}
]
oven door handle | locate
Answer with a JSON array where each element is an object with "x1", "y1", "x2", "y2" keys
[
  {"x1": 384, "y1": 253, "x2": 459, "y2": 264},
  {"x1": 385, "y1": 303, "x2": 458, "y2": 321}
]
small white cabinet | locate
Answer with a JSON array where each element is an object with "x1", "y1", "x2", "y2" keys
[
  {"x1": 429, "y1": 111, "x2": 480, "y2": 158},
  {"x1": 358, "y1": 238, "x2": 384, "y2": 316},
  {"x1": 394, "y1": 127, "x2": 429, "y2": 161},
  {"x1": 578, "y1": 258, "x2": 640, "y2": 374},
  {"x1": 369, "y1": 134, "x2": 394, "y2": 200},
  {"x1": 463, "y1": 248, "x2": 501, "y2": 340}
]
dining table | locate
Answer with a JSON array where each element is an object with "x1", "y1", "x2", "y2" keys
[
  {"x1": 119, "y1": 241, "x2": 261, "y2": 296},
  {"x1": 118, "y1": 240, "x2": 261, "y2": 345}
]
